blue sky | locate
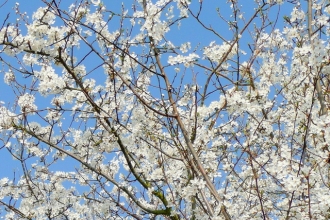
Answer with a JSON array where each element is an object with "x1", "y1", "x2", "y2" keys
[
  {"x1": 0, "y1": 0, "x2": 296, "y2": 186},
  {"x1": 0, "y1": 0, "x2": 298, "y2": 218}
]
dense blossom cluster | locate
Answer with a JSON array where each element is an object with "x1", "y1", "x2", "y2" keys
[{"x1": 0, "y1": 0, "x2": 330, "y2": 219}]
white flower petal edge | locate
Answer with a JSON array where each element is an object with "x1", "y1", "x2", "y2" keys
[{"x1": 91, "y1": 0, "x2": 100, "y2": 6}]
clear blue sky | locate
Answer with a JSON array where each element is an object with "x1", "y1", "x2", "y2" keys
[
  {"x1": 0, "y1": 0, "x2": 296, "y2": 181},
  {"x1": 0, "y1": 1, "x2": 297, "y2": 216}
]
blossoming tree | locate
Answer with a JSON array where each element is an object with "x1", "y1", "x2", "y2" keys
[{"x1": 1, "y1": 0, "x2": 330, "y2": 219}]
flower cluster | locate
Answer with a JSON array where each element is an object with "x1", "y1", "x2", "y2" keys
[
  {"x1": 17, "y1": 93, "x2": 37, "y2": 113},
  {"x1": 1, "y1": 0, "x2": 330, "y2": 219}
]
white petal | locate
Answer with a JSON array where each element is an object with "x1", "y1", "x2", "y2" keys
[{"x1": 91, "y1": 0, "x2": 100, "y2": 5}]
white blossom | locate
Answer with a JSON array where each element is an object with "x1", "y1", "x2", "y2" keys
[
  {"x1": 0, "y1": 1, "x2": 330, "y2": 219},
  {"x1": 91, "y1": 0, "x2": 101, "y2": 6},
  {"x1": 18, "y1": 93, "x2": 37, "y2": 113}
]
